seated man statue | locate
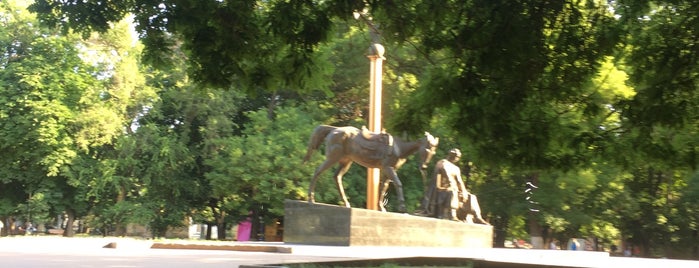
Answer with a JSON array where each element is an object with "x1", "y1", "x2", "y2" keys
[{"x1": 417, "y1": 148, "x2": 489, "y2": 224}]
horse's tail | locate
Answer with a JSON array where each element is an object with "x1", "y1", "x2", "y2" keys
[{"x1": 303, "y1": 125, "x2": 336, "y2": 163}]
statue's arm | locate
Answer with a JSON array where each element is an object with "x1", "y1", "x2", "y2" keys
[
  {"x1": 456, "y1": 171, "x2": 469, "y2": 198},
  {"x1": 435, "y1": 173, "x2": 446, "y2": 190}
]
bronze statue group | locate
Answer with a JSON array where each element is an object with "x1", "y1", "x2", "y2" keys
[{"x1": 305, "y1": 125, "x2": 489, "y2": 225}]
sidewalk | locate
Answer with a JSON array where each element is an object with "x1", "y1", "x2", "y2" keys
[
  {"x1": 2, "y1": 236, "x2": 698, "y2": 268},
  {"x1": 148, "y1": 238, "x2": 699, "y2": 268}
]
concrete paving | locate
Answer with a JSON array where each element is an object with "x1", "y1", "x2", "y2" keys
[
  {"x1": 0, "y1": 236, "x2": 352, "y2": 268},
  {"x1": 1, "y1": 236, "x2": 698, "y2": 268}
]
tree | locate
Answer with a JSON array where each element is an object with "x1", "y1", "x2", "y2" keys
[
  {"x1": 22, "y1": 0, "x2": 699, "y2": 258},
  {"x1": 29, "y1": 0, "x2": 338, "y2": 93},
  {"x1": 65, "y1": 19, "x2": 158, "y2": 237},
  {"x1": 615, "y1": 1, "x2": 699, "y2": 132},
  {"x1": 128, "y1": 81, "x2": 224, "y2": 238},
  {"x1": 1, "y1": 0, "x2": 160, "y2": 237},
  {"x1": 27, "y1": 0, "x2": 624, "y2": 171},
  {"x1": 608, "y1": 0, "x2": 699, "y2": 257},
  {"x1": 0, "y1": 0, "x2": 107, "y2": 236},
  {"x1": 206, "y1": 103, "x2": 328, "y2": 240},
  {"x1": 677, "y1": 171, "x2": 699, "y2": 258}
]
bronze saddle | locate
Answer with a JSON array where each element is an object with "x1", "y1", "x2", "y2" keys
[{"x1": 354, "y1": 126, "x2": 394, "y2": 159}]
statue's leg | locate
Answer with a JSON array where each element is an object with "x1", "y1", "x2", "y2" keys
[
  {"x1": 333, "y1": 160, "x2": 353, "y2": 208},
  {"x1": 435, "y1": 192, "x2": 444, "y2": 218},
  {"x1": 308, "y1": 159, "x2": 336, "y2": 203},
  {"x1": 384, "y1": 168, "x2": 406, "y2": 212},
  {"x1": 419, "y1": 183, "x2": 437, "y2": 217},
  {"x1": 378, "y1": 176, "x2": 391, "y2": 212},
  {"x1": 438, "y1": 201, "x2": 450, "y2": 220},
  {"x1": 308, "y1": 141, "x2": 344, "y2": 203},
  {"x1": 418, "y1": 168, "x2": 427, "y2": 193},
  {"x1": 448, "y1": 190, "x2": 459, "y2": 221},
  {"x1": 436, "y1": 191, "x2": 456, "y2": 220}
]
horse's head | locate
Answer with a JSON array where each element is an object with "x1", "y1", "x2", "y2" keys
[{"x1": 418, "y1": 132, "x2": 439, "y2": 171}]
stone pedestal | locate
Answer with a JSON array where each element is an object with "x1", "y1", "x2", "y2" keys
[{"x1": 284, "y1": 200, "x2": 493, "y2": 248}]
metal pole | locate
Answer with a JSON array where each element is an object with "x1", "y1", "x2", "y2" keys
[
  {"x1": 366, "y1": 43, "x2": 384, "y2": 210},
  {"x1": 355, "y1": 10, "x2": 385, "y2": 211}
]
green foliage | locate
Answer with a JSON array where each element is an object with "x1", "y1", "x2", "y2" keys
[
  {"x1": 130, "y1": 84, "x2": 236, "y2": 236},
  {"x1": 206, "y1": 103, "x2": 328, "y2": 220},
  {"x1": 617, "y1": 1, "x2": 699, "y2": 129},
  {"x1": 389, "y1": 1, "x2": 623, "y2": 172},
  {"x1": 0, "y1": 0, "x2": 108, "y2": 231},
  {"x1": 2, "y1": 0, "x2": 697, "y2": 258},
  {"x1": 29, "y1": 0, "x2": 336, "y2": 93},
  {"x1": 0, "y1": 0, "x2": 165, "y2": 236}
]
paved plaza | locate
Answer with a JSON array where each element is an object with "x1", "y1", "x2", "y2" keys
[{"x1": 1, "y1": 236, "x2": 698, "y2": 268}]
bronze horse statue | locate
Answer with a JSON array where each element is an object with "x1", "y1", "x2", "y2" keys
[{"x1": 303, "y1": 125, "x2": 439, "y2": 212}]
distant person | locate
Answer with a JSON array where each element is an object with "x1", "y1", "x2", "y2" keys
[
  {"x1": 26, "y1": 222, "x2": 36, "y2": 235},
  {"x1": 570, "y1": 239, "x2": 580, "y2": 251},
  {"x1": 550, "y1": 240, "x2": 557, "y2": 250}
]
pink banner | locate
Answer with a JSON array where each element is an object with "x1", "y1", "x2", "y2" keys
[{"x1": 236, "y1": 219, "x2": 252, "y2": 241}]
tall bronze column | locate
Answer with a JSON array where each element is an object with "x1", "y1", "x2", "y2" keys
[
  {"x1": 355, "y1": 9, "x2": 385, "y2": 210},
  {"x1": 366, "y1": 43, "x2": 384, "y2": 210}
]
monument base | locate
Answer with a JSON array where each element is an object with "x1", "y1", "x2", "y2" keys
[{"x1": 284, "y1": 200, "x2": 493, "y2": 248}]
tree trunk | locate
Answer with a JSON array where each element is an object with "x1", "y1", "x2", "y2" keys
[
  {"x1": 205, "y1": 223, "x2": 213, "y2": 240},
  {"x1": 266, "y1": 92, "x2": 278, "y2": 120},
  {"x1": 0, "y1": 217, "x2": 7, "y2": 236},
  {"x1": 492, "y1": 216, "x2": 508, "y2": 248},
  {"x1": 528, "y1": 213, "x2": 544, "y2": 249},
  {"x1": 113, "y1": 184, "x2": 127, "y2": 236},
  {"x1": 527, "y1": 174, "x2": 544, "y2": 249},
  {"x1": 63, "y1": 209, "x2": 75, "y2": 237},
  {"x1": 250, "y1": 208, "x2": 263, "y2": 241},
  {"x1": 215, "y1": 209, "x2": 227, "y2": 240},
  {"x1": 216, "y1": 222, "x2": 227, "y2": 240},
  {"x1": 693, "y1": 230, "x2": 699, "y2": 259}
]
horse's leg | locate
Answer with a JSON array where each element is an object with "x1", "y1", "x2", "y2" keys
[
  {"x1": 307, "y1": 159, "x2": 337, "y2": 203},
  {"x1": 333, "y1": 160, "x2": 353, "y2": 207},
  {"x1": 308, "y1": 137, "x2": 346, "y2": 203},
  {"x1": 378, "y1": 176, "x2": 391, "y2": 212},
  {"x1": 384, "y1": 167, "x2": 406, "y2": 213}
]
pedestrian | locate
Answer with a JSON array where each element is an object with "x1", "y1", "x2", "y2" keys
[{"x1": 549, "y1": 240, "x2": 557, "y2": 250}]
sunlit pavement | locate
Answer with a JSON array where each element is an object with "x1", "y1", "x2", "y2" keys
[
  {"x1": 0, "y1": 236, "x2": 352, "y2": 268},
  {"x1": 1, "y1": 236, "x2": 698, "y2": 268}
]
